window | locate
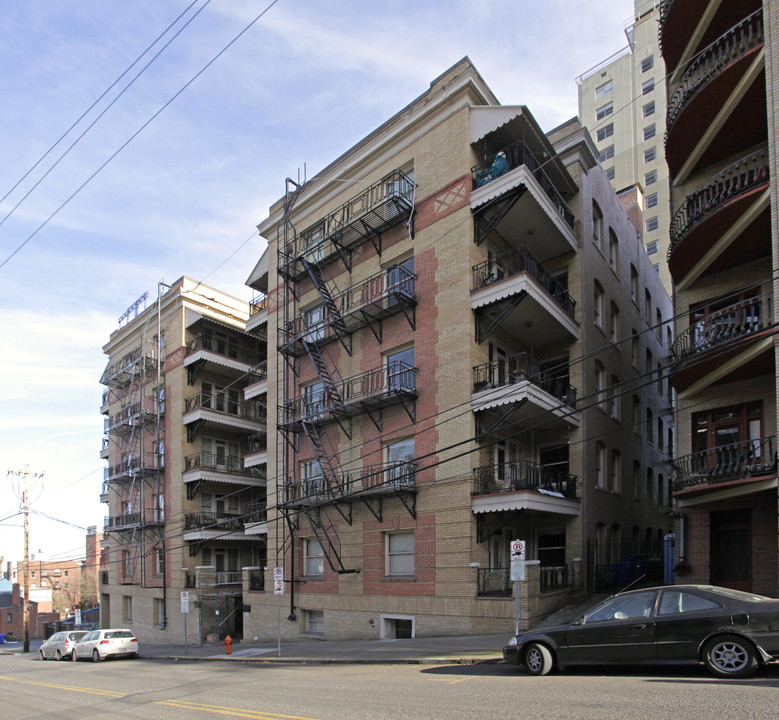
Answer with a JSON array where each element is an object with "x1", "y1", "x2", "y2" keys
[
  {"x1": 646, "y1": 241, "x2": 658, "y2": 255},
  {"x1": 595, "y1": 361, "x2": 606, "y2": 409},
  {"x1": 610, "y1": 375, "x2": 620, "y2": 419},
  {"x1": 647, "y1": 408, "x2": 654, "y2": 444},
  {"x1": 644, "y1": 146, "x2": 657, "y2": 163},
  {"x1": 595, "y1": 442, "x2": 606, "y2": 488},
  {"x1": 153, "y1": 492, "x2": 165, "y2": 522},
  {"x1": 631, "y1": 331, "x2": 639, "y2": 367},
  {"x1": 306, "y1": 609, "x2": 325, "y2": 636},
  {"x1": 202, "y1": 382, "x2": 238, "y2": 414},
  {"x1": 643, "y1": 124, "x2": 656, "y2": 140},
  {"x1": 641, "y1": 56, "x2": 654, "y2": 73},
  {"x1": 630, "y1": 265, "x2": 638, "y2": 301},
  {"x1": 643, "y1": 100, "x2": 655, "y2": 117},
  {"x1": 304, "y1": 539, "x2": 324, "y2": 577},
  {"x1": 645, "y1": 169, "x2": 657, "y2": 186},
  {"x1": 647, "y1": 468, "x2": 655, "y2": 503},
  {"x1": 592, "y1": 201, "x2": 603, "y2": 249},
  {"x1": 300, "y1": 459, "x2": 324, "y2": 498},
  {"x1": 645, "y1": 216, "x2": 659, "y2": 232},
  {"x1": 598, "y1": 145, "x2": 614, "y2": 162},
  {"x1": 605, "y1": 166, "x2": 615, "y2": 181},
  {"x1": 658, "y1": 590, "x2": 720, "y2": 616},
  {"x1": 537, "y1": 530, "x2": 566, "y2": 567},
  {"x1": 303, "y1": 303, "x2": 325, "y2": 342},
  {"x1": 64, "y1": 570, "x2": 69, "y2": 577},
  {"x1": 202, "y1": 437, "x2": 240, "y2": 471},
  {"x1": 632, "y1": 395, "x2": 640, "y2": 433},
  {"x1": 610, "y1": 302, "x2": 620, "y2": 343},
  {"x1": 642, "y1": 78, "x2": 655, "y2": 94},
  {"x1": 608, "y1": 229, "x2": 619, "y2": 270},
  {"x1": 6, "y1": 613, "x2": 12, "y2": 623},
  {"x1": 611, "y1": 450, "x2": 622, "y2": 492},
  {"x1": 657, "y1": 418, "x2": 664, "y2": 450},
  {"x1": 386, "y1": 256, "x2": 414, "y2": 305},
  {"x1": 386, "y1": 531, "x2": 414, "y2": 576},
  {"x1": 386, "y1": 437, "x2": 415, "y2": 486},
  {"x1": 30, "y1": 571, "x2": 35, "y2": 578},
  {"x1": 386, "y1": 345, "x2": 415, "y2": 392},
  {"x1": 585, "y1": 591, "x2": 658, "y2": 623},
  {"x1": 201, "y1": 491, "x2": 239, "y2": 516},
  {"x1": 656, "y1": 308, "x2": 663, "y2": 341},
  {"x1": 122, "y1": 595, "x2": 132, "y2": 622},
  {"x1": 653, "y1": 263, "x2": 660, "y2": 274},
  {"x1": 155, "y1": 548, "x2": 164, "y2": 576},
  {"x1": 595, "y1": 79, "x2": 613, "y2": 98},
  {"x1": 633, "y1": 461, "x2": 642, "y2": 499},
  {"x1": 594, "y1": 281, "x2": 604, "y2": 327},
  {"x1": 303, "y1": 380, "x2": 326, "y2": 419},
  {"x1": 122, "y1": 550, "x2": 133, "y2": 578},
  {"x1": 596, "y1": 102, "x2": 614, "y2": 120},
  {"x1": 597, "y1": 123, "x2": 614, "y2": 142},
  {"x1": 646, "y1": 192, "x2": 658, "y2": 209},
  {"x1": 693, "y1": 402, "x2": 763, "y2": 456},
  {"x1": 645, "y1": 289, "x2": 652, "y2": 320}
]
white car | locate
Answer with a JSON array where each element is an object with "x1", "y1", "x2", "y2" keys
[
  {"x1": 39, "y1": 630, "x2": 87, "y2": 660},
  {"x1": 71, "y1": 628, "x2": 139, "y2": 662}
]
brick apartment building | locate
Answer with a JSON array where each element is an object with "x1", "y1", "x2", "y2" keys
[
  {"x1": 240, "y1": 58, "x2": 672, "y2": 641},
  {"x1": 661, "y1": 0, "x2": 779, "y2": 594}
]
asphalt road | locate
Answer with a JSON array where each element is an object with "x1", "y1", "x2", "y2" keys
[{"x1": 1, "y1": 653, "x2": 778, "y2": 720}]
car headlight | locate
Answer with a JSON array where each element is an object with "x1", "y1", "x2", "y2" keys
[{"x1": 507, "y1": 636, "x2": 518, "y2": 647}]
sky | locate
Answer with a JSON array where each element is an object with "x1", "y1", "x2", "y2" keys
[{"x1": 0, "y1": 0, "x2": 636, "y2": 567}]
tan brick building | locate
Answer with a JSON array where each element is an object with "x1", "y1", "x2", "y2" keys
[
  {"x1": 661, "y1": 0, "x2": 779, "y2": 594},
  {"x1": 99, "y1": 277, "x2": 267, "y2": 643},
  {"x1": 244, "y1": 58, "x2": 672, "y2": 641}
]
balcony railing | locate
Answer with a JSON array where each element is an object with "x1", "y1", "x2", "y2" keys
[
  {"x1": 279, "y1": 169, "x2": 415, "y2": 280},
  {"x1": 248, "y1": 568, "x2": 265, "y2": 591},
  {"x1": 540, "y1": 564, "x2": 572, "y2": 593},
  {"x1": 247, "y1": 501, "x2": 267, "y2": 523},
  {"x1": 670, "y1": 293, "x2": 771, "y2": 362},
  {"x1": 249, "y1": 294, "x2": 268, "y2": 316},
  {"x1": 473, "y1": 460, "x2": 577, "y2": 498},
  {"x1": 184, "y1": 512, "x2": 245, "y2": 531},
  {"x1": 107, "y1": 397, "x2": 159, "y2": 433},
  {"x1": 248, "y1": 432, "x2": 267, "y2": 454},
  {"x1": 471, "y1": 140, "x2": 574, "y2": 229},
  {"x1": 104, "y1": 512, "x2": 141, "y2": 530},
  {"x1": 248, "y1": 362, "x2": 268, "y2": 384},
  {"x1": 668, "y1": 149, "x2": 769, "y2": 259},
  {"x1": 673, "y1": 436, "x2": 777, "y2": 490},
  {"x1": 473, "y1": 353, "x2": 577, "y2": 407},
  {"x1": 106, "y1": 452, "x2": 161, "y2": 481},
  {"x1": 666, "y1": 10, "x2": 763, "y2": 138},
  {"x1": 472, "y1": 247, "x2": 575, "y2": 318},
  {"x1": 184, "y1": 393, "x2": 267, "y2": 422},
  {"x1": 184, "y1": 452, "x2": 249, "y2": 475},
  {"x1": 476, "y1": 567, "x2": 511, "y2": 597},
  {"x1": 185, "y1": 333, "x2": 261, "y2": 365},
  {"x1": 280, "y1": 362, "x2": 417, "y2": 427},
  {"x1": 100, "y1": 346, "x2": 156, "y2": 387},
  {"x1": 279, "y1": 265, "x2": 416, "y2": 354}
]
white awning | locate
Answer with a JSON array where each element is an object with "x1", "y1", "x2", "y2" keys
[
  {"x1": 471, "y1": 106, "x2": 525, "y2": 144},
  {"x1": 472, "y1": 491, "x2": 580, "y2": 516}
]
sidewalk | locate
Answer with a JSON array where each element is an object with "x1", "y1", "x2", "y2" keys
[{"x1": 0, "y1": 594, "x2": 605, "y2": 665}]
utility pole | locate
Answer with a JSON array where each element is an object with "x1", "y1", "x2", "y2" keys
[{"x1": 7, "y1": 466, "x2": 44, "y2": 653}]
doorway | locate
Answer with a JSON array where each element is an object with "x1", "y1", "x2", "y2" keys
[{"x1": 710, "y1": 509, "x2": 751, "y2": 591}]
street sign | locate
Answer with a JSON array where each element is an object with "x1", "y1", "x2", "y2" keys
[
  {"x1": 180, "y1": 590, "x2": 190, "y2": 613},
  {"x1": 75, "y1": 608, "x2": 82, "y2": 626},
  {"x1": 511, "y1": 539, "x2": 526, "y2": 561},
  {"x1": 274, "y1": 566, "x2": 284, "y2": 595},
  {"x1": 180, "y1": 591, "x2": 189, "y2": 602},
  {"x1": 510, "y1": 559, "x2": 526, "y2": 582}
]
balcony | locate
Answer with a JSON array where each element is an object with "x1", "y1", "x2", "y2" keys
[
  {"x1": 471, "y1": 248, "x2": 578, "y2": 345},
  {"x1": 106, "y1": 452, "x2": 161, "y2": 482},
  {"x1": 472, "y1": 354, "x2": 579, "y2": 429},
  {"x1": 183, "y1": 451, "x2": 263, "y2": 488},
  {"x1": 182, "y1": 512, "x2": 253, "y2": 543},
  {"x1": 107, "y1": 397, "x2": 159, "y2": 436},
  {"x1": 100, "y1": 347, "x2": 157, "y2": 388},
  {"x1": 667, "y1": 149, "x2": 769, "y2": 283},
  {"x1": 244, "y1": 501, "x2": 268, "y2": 536},
  {"x1": 184, "y1": 331, "x2": 262, "y2": 381},
  {"x1": 665, "y1": 10, "x2": 765, "y2": 178},
  {"x1": 104, "y1": 508, "x2": 165, "y2": 532},
  {"x1": 279, "y1": 265, "x2": 417, "y2": 357},
  {"x1": 99, "y1": 479, "x2": 110, "y2": 503},
  {"x1": 100, "y1": 436, "x2": 110, "y2": 459},
  {"x1": 244, "y1": 432, "x2": 268, "y2": 470},
  {"x1": 279, "y1": 362, "x2": 418, "y2": 431},
  {"x1": 673, "y1": 436, "x2": 776, "y2": 494},
  {"x1": 671, "y1": 292, "x2": 772, "y2": 366},
  {"x1": 471, "y1": 141, "x2": 574, "y2": 230},
  {"x1": 472, "y1": 460, "x2": 577, "y2": 498},
  {"x1": 279, "y1": 169, "x2": 415, "y2": 282},
  {"x1": 183, "y1": 393, "x2": 267, "y2": 435},
  {"x1": 100, "y1": 390, "x2": 110, "y2": 414},
  {"x1": 244, "y1": 362, "x2": 268, "y2": 400}
]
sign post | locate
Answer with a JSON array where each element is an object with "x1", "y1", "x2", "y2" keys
[
  {"x1": 181, "y1": 591, "x2": 190, "y2": 653},
  {"x1": 510, "y1": 540, "x2": 526, "y2": 636},
  {"x1": 273, "y1": 567, "x2": 284, "y2": 657}
]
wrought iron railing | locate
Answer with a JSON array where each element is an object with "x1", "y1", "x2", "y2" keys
[
  {"x1": 106, "y1": 452, "x2": 161, "y2": 481},
  {"x1": 185, "y1": 333, "x2": 261, "y2": 365},
  {"x1": 540, "y1": 564, "x2": 571, "y2": 593},
  {"x1": 249, "y1": 294, "x2": 268, "y2": 316},
  {"x1": 668, "y1": 149, "x2": 769, "y2": 258},
  {"x1": 247, "y1": 501, "x2": 267, "y2": 523},
  {"x1": 670, "y1": 292, "x2": 771, "y2": 362},
  {"x1": 666, "y1": 10, "x2": 763, "y2": 137},
  {"x1": 476, "y1": 567, "x2": 511, "y2": 597},
  {"x1": 673, "y1": 436, "x2": 776, "y2": 490},
  {"x1": 184, "y1": 393, "x2": 267, "y2": 422},
  {"x1": 248, "y1": 568, "x2": 265, "y2": 591},
  {"x1": 473, "y1": 460, "x2": 577, "y2": 498},
  {"x1": 472, "y1": 353, "x2": 577, "y2": 406},
  {"x1": 658, "y1": 0, "x2": 676, "y2": 48},
  {"x1": 472, "y1": 246, "x2": 575, "y2": 318},
  {"x1": 184, "y1": 512, "x2": 245, "y2": 531},
  {"x1": 184, "y1": 452, "x2": 248, "y2": 475},
  {"x1": 104, "y1": 512, "x2": 141, "y2": 529},
  {"x1": 100, "y1": 346, "x2": 156, "y2": 387},
  {"x1": 107, "y1": 397, "x2": 159, "y2": 433},
  {"x1": 471, "y1": 140, "x2": 574, "y2": 228},
  {"x1": 248, "y1": 361, "x2": 268, "y2": 384}
]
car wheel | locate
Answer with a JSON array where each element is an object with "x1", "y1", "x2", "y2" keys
[
  {"x1": 71, "y1": 650, "x2": 78, "y2": 662},
  {"x1": 92, "y1": 649, "x2": 101, "y2": 663},
  {"x1": 523, "y1": 642, "x2": 554, "y2": 676},
  {"x1": 55, "y1": 650, "x2": 62, "y2": 661},
  {"x1": 38, "y1": 650, "x2": 45, "y2": 661},
  {"x1": 703, "y1": 635, "x2": 758, "y2": 678}
]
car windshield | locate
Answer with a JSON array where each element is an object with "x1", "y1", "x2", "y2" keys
[
  {"x1": 702, "y1": 586, "x2": 774, "y2": 602},
  {"x1": 105, "y1": 631, "x2": 135, "y2": 639}
]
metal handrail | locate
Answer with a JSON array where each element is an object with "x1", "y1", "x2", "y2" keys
[
  {"x1": 471, "y1": 140, "x2": 574, "y2": 228},
  {"x1": 248, "y1": 569, "x2": 265, "y2": 591},
  {"x1": 666, "y1": 10, "x2": 763, "y2": 138},
  {"x1": 472, "y1": 246, "x2": 575, "y2": 318},
  {"x1": 472, "y1": 352, "x2": 577, "y2": 406},
  {"x1": 472, "y1": 459, "x2": 578, "y2": 498},
  {"x1": 184, "y1": 512, "x2": 245, "y2": 531},
  {"x1": 185, "y1": 334, "x2": 260, "y2": 364},
  {"x1": 184, "y1": 452, "x2": 248, "y2": 474},
  {"x1": 249, "y1": 295, "x2": 268, "y2": 316},
  {"x1": 667, "y1": 149, "x2": 769, "y2": 258},
  {"x1": 183, "y1": 392, "x2": 267, "y2": 421},
  {"x1": 673, "y1": 435, "x2": 776, "y2": 490}
]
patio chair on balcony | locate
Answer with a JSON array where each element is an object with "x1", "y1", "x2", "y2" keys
[{"x1": 474, "y1": 152, "x2": 509, "y2": 188}]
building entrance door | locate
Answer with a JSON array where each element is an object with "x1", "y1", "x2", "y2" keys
[{"x1": 710, "y1": 509, "x2": 751, "y2": 591}]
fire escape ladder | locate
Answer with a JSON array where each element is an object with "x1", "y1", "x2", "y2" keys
[
  {"x1": 473, "y1": 187, "x2": 525, "y2": 246},
  {"x1": 305, "y1": 506, "x2": 358, "y2": 574},
  {"x1": 187, "y1": 358, "x2": 206, "y2": 386},
  {"x1": 300, "y1": 420, "x2": 344, "y2": 496},
  {"x1": 302, "y1": 258, "x2": 352, "y2": 356},
  {"x1": 475, "y1": 291, "x2": 527, "y2": 344}
]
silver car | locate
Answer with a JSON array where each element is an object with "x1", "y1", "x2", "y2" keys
[
  {"x1": 39, "y1": 631, "x2": 88, "y2": 661},
  {"x1": 71, "y1": 628, "x2": 139, "y2": 662}
]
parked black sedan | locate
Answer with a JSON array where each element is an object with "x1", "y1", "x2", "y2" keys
[{"x1": 503, "y1": 585, "x2": 779, "y2": 678}]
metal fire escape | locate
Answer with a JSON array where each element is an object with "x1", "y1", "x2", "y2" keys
[{"x1": 277, "y1": 169, "x2": 417, "y2": 574}]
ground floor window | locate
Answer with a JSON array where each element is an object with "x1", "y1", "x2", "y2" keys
[
  {"x1": 385, "y1": 531, "x2": 414, "y2": 576},
  {"x1": 306, "y1": 609, "x2": 324, "y2": 636},
  {"x1": 122, "y1": 595, "x2": 132, "y2": 622}
]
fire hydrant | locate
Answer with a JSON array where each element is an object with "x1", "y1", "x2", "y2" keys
[{"x1": 224, "y1": 635, "x2": 232, "y2": 655}]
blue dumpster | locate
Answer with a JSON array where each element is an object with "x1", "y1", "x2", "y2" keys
[{"x1": 0, "y1": 634, "x2": 6, "y2": 644}]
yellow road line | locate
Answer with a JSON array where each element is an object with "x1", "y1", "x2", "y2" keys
[
  {"x1": 0, "y1": 674, "x2": 124, "y2": 697},
  {"x1": 157, "y1": 699, "x2": 322, "y2": 720}
]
